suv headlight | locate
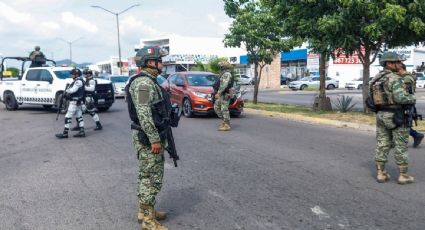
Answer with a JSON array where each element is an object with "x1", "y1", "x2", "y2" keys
[{"x1": 192, "y1": 91, "x2": 209, "y2": 99}]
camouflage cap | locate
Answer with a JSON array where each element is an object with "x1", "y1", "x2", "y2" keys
[
  {"x1": 379, "y1": 52, "x2": 404, "y2": 67},
  {"x1": 135, "y1": 46, "x2": 169, "y2": 67}
]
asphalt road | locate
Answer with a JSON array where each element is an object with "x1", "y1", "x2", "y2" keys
[
  {"x1": 1, "y1": 100, "x2": 425, "y2": 230},
  {"x1": 243, "y1": 87, "x2": 425, "y2": 114}
]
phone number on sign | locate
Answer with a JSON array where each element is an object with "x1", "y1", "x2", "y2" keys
[{"x1": 333, "y1": 57, "x2": 362, "y2": 64}]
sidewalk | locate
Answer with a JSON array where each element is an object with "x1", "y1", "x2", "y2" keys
[{"x1": 244, "y1": 108, "x2": 376, "y2": 132}]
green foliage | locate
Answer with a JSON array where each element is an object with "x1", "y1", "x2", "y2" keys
[
  {"x1": 333, "y1": 95, "x2": 357, "y2": 113},
  {"x1": 6, "y1": 67, "x2": 19, "y2": 77}
]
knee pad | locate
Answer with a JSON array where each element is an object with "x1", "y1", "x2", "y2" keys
[{"x1": 65, "y1": 117, "x2": 72, "y2": 125}]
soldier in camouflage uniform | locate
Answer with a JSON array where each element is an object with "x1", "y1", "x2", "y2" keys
[
  {"x1": 370, "y1": 52, "x2": 416, "y2": 185},
  {"x1": 399, "y1": 63, "x2": 424, "y2": 147},
  {"x1": 126, "y1": 46, "x2": 169, "y2": 230},
  {"x1": 214, "y1": 60, "x2": 233, "y2": 131}
]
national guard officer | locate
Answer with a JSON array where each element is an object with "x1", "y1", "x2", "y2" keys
[
  {"x1": 369, "y1": 52, "x2": 416, "y2": 184},
  {"x1": 399, "y1": 63, "x2": 424, "y2": 147},
  {"x1": 55, "y1": 68, "x2": 86, "y2": 138},
  {"x1": 126, "y1": 46, "x2": 169, "y2": 230},
  {"x1": 29, "y1": 46, "x2": 46, "y2": 67},
  {"x1": 71, "y1": 69, "x2": 103, "y2": 131},
  {"x1": 214, "y1": 60, "x2": 234, "y2": 131}
]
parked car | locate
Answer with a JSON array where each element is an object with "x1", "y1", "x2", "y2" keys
[
  {"x1": 416, "y1": 75, "x2": 425, "y2": 88},
  {"x1": 288, "y1": 76, "x2": 339, "y2": 90},
  {"x1": 102, "y1": 75, "x2": 129, "y2": 98},
  {"x1": 280, "y1": 75, "x2": 293, "y2": 85},
  {"x1": 345, "y1": 77, "x2": 375, "y2": 90},
  {"x1": 236, "y1": 74, "x2": 255, "y2": 85},
  {"x1": 161, "y1": 71, "x2": 244, "y2": 117}
]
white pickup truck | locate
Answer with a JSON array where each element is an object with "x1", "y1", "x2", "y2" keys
[{"x1": 0, "y1": 66, "x2": 115, "y2": 111}]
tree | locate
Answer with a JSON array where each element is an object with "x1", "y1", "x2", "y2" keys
[
  {"x1": 266, "y1": 0, "x2": 425, "y2": 112},
  {"x1": 264, "y1": 0, "x2": 342, "y2": 110},
  {"x1": 223, "y1": 0, "x2": 300, "y2": 104},
  {"x1": 6, "y1": 67, "x2": 19, "y2": 77}
]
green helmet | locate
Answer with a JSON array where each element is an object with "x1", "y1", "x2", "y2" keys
[
  {"x1": 218, "y1": 60, "x2": 232, "y2": 69},
  {"x1": 135, "y1": 46, "x2": 168, "y2": 67},
  {"x1": 35, "y1": 46, "x2": 40, "y2": 51},
  {"x1": 379, "y1": 52, "x2": 404, "y2": 67}
]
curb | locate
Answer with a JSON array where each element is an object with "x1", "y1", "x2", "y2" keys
[{"x1": 244, "y1": 108, "x2": 376, "y2": 132}]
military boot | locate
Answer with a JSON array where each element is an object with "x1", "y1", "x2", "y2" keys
[
  {"x1": 413, "y1": 133, "x2": 424, "y2": 148},
  {"x1": 218, "y1": 121, "x2": 231, "y2": 131},
  {"x1": 73, "y1": 127, "x2": 86, "y2": 138},
  {"x1": 138, "y1": 203, "x2": 167, "y2": 223},
  {"x1": 375, "y1": 162, "x2": 390, "y2": 183},
  {"x1": 55, "y1": 128, "x2": 69, "y2": 139},
  {"x1": 94, "y1": 121, "x2": 103, "y2": 131},
  {"x1": 139, "y1": 204, "x2": 168, "y2": 230},
  {"x1": 397, "y1": 165, "x2": 414, "y2": 185},
  {"x1": 70, "y1": 125, "x2": 79, "y2": 131},
  {"x1": 217, "y1": 121, "x2": 225, "y2": 131}
]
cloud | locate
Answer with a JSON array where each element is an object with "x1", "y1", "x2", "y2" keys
[
  {"x1": 120, "y1": 15, "x2": 165, "y2": 38},
  {"x1": 0, "y1": 1, "x2": 31, "y2": 23},
  {"x1": 61, "y1": 12, "x2": 98, "y2": 33},
  {"x1": 40, "y1": 21, "x2": 60, "y2": 31},
  {"x1": 207, "y1": 14, "x2": 216, "y2": 23}
]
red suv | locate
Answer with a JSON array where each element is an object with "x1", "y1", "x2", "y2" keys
[{"x1": 161, "y1": 71, "x2": 244, "y2": 117}]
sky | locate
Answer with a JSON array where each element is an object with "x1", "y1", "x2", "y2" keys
[{"x1": 0, "y1": 0, "x2": 232, "y2": 64}]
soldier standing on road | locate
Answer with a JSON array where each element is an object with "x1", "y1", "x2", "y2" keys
[
  {"x1": 399, "y1": 63, "x2": 424, "y2": 147},
  {"x1": 214, "y1": 60, "x2": 234, "y2": 131},
  {"x1": 71, "y1": 69, "x2": 103, "y2": 131},
  {"x1": 369, "y1": 52, "x2": 416, "y2": 184},
  {"x1": 126, "y1": 46, "x2": 169, "y2": 230},
  {"x1": 55, "y1": 69, "x2": 86, "y2": 138}
]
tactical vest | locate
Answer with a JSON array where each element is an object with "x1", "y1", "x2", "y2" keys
[
  {"x1": 370, "y1": 71, "x2": 395, "y2": 106},
  {"x1": 213, "y1": 71, "x2": 234, "y2": 95},
  {"x1": 84, "y1": 78, "x2": 97, "y2": 97},
  {"x1": 69, "y1": 77, "x2": 85, "y2": 101},
  {"x1": 125, "y1": 73, "x2": 175, "y2": 132}
]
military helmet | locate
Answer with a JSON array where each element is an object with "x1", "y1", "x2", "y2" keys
[
  {"x1": 135, "y1": 46, "x2": 168, "y2": 67},
  {"x1": 70, "y1": 68, "x2": 82, "y2": 77},
  {"x1": 35, "y1": 46, "x2": 40, "y2": 51},
  {"x1": 379, "y1": 52, "x2": 405, "y2": 67},
  {"x1": 83, "y1": 69, "x2": 93, "y2": 76},
  {"x1": 218, "y1": 60, "x2": 232, "y2": 69}
]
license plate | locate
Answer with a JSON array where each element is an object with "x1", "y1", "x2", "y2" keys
[{"x1": 98, "y1": 99, "x2": 105, "y2": 104}]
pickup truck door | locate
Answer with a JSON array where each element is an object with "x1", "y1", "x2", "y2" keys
[
  {"x1": 37, "y1": 69, "x2": 55, "y2": 104},
  {"x1": 20, "y1": 69, "x2": 41, "y2": 104}
]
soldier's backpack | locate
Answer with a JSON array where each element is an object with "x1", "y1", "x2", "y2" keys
[{"x1": 370, "y1": 72, "x2": 394, "y2": 106}]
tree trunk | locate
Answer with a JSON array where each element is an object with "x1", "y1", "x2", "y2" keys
[
  {"x1": 253, "y1": 62, "x2": 260, "y2": 104},
  {"x1": 362, "y1": 49, "x2": 372, "y2": 113},
  {"x1": 313, "y1": 53, "x2": 332, "y2": 111}
]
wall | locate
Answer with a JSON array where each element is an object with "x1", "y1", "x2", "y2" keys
[{"x1": 257, "y1": 54, "x2": 281, "y2": 89}]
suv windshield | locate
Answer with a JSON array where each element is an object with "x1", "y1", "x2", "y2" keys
[
  {"x1": 54, "y1": 70, "x2": 71, "y2": 79},
  {"x1": 186, "y1": 74, "x2": 217, "y2": 86},
  {"x1": 110, "y1": 76, "x2": 128, "y2": 83}
]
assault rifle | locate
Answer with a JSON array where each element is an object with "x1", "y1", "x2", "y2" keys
[
  {"x1": 130, "y1": 123, "x2": 179, "y2": 167},
  {"x1": 56, "y1": 84, "x2": 69, "y2": 121},
  {"x1": 404, "y1": 105, "x2": 423, "y2": 127}
]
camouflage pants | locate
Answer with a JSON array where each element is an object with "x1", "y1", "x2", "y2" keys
[
  {"x1": 214, "y1": 94, "x2": 230, "y2": 122},
  {"x1": 132, "y1": 130, "x2": 165, "y2": 206},
  {"x1": 375, "y1": 111, "x2": 409, "y2": 165}
]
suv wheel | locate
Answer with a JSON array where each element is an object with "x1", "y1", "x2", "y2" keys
[
  {"x1": 327, "y1": 84, "x2": 335, "y2": 90},
  {"x1": 183, "y1": 98, "x2": 193, "y2": 117},
  {"x1": 357, "y1": 84, "x2": 362, "y2": 90}
]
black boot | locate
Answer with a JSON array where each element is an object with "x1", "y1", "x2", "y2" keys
[
  {"x1": 94, "y1": 121, "x2": 103, "y2": 131},
  {"x1": 55, "y1": 128, "x2": 69, "y2": 139},
  {"x1": 73, "y1": 127, "x2": 86, "y2": 138},
  {"x1": 70, "y1": 125, "x2": 79, "y2": 131},
  {"x1": 413, "y1": 133, "x2": 424, "y2": 148}
]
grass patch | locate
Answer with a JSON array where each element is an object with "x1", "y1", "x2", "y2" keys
[{"x1": 245, "y1": 102, "x2": 425, "y2": 131}]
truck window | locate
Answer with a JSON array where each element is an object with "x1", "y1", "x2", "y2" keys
[
  {"x1": 26, "y1": 70, "x2": 41, "y2": 81},
  {"x1": 40, "y1": 70, "x2": 53, "y2": 83},
  {"x1": 53, "y1": 70, "x2": 72, "y2": 79}
]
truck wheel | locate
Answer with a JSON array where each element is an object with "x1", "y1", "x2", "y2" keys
[
  {"x1": 4, "y1": 93, "x2": 19, "y2": 111},
  {"x1": 327, "y1": 84, "x2": 335, "y2": 90}
]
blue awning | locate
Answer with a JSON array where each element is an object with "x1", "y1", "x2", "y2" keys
[
  {"x1": 240, "y1": 55, "x2": 248, "y2": 64},
  {"x1": 281, "y1": 49, "x2": 307, "y2": 61}
]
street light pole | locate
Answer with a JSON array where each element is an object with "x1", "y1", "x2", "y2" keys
[
  {"x1": 91, "y1": 4, "x2": 140, "y2": 75},
  {"x1": 58, "y1": 37, "x2": 83, "y2": 65}
]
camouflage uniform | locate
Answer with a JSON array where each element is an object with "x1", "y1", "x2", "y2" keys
[
  {"x1": 129, "y1": 68, "x2": 165, "y2": 206},
  {"x1": 214, "y1": 71, "x2": 232, "y2": 123},
  {"x1": 371, "y1": 69, "x2": 415, "y2": 165}
]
